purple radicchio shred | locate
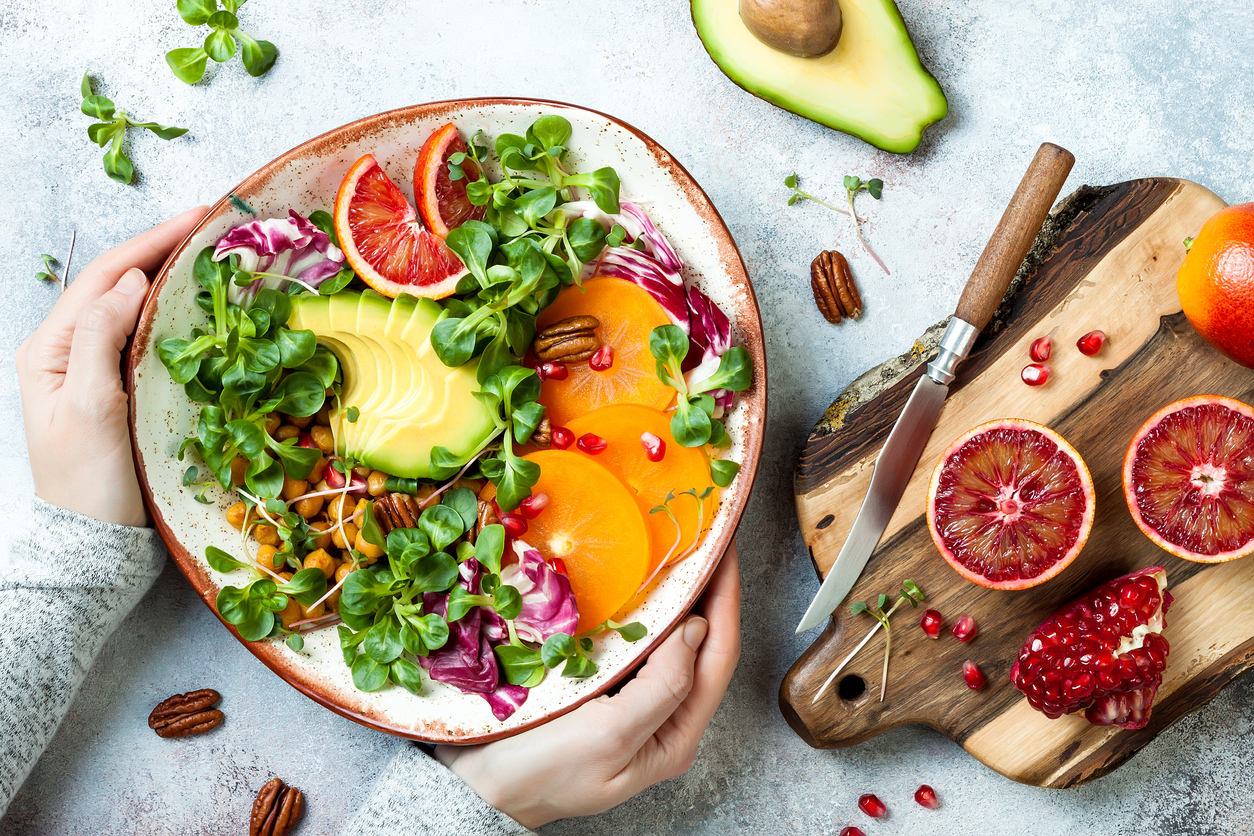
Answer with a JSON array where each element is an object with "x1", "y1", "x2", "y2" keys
[
  {"x1": 500, "y1": 542, "x2": 579, "y2": 643},
  {"x1": 212, "y1": 210, "x2": 345, "y2": 308}
]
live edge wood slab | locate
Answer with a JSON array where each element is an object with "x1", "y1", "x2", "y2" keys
[{"x1": 781, "y1": 178, "x2": 1254, "y2": 788}]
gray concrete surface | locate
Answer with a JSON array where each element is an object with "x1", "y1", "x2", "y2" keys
[{"x1": 3, "y1": 0, "x2": 1253, "y2": 833}]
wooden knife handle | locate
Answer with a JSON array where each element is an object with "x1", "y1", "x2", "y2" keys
[{"x1": 954, "y1": 143, "x2": 1075, "y2": 330}]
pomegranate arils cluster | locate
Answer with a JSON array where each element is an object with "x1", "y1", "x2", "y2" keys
[
  {"x1": 856, "y1": 794, "x2": 886, "y2": 818},
  {"x1": 1010, "y1": 566, "x2": 1171, "y2": 729},
  {"x1": 914, "y1": 784, "x2": 940, "y2": 810}
]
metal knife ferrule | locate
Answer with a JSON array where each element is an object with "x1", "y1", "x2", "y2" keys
[{"x1": 926, "y1": 317, "x2": 979, "y2": 385}]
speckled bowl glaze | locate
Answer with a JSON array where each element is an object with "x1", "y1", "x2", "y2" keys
[{"x1": 127, "y1": 99, "x2": 766, "y2": 744}]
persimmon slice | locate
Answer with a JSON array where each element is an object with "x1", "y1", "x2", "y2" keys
[
  {"x1": 567, "y1": 404, "x2": 717, "y2": 574},
  {"x1": 521, "y1": 450, "x2": 651, "y2": 632},
  {"x1": 537, "y1": 278, "x2": 676, "y2": 427}
]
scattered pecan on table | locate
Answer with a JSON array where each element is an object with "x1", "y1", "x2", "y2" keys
[
  {"x1": 810, "y1": 249, "x2": 863, "y2": 324},
  {"x1": 250, "y1": 778, "x2": 304, "y2": 836},
  {"x1": 147, "y1": 688, "x2": 223, "y2": 739},
  {"x1": 533, "y1": 315, "x2": 601, "y2": 363}
]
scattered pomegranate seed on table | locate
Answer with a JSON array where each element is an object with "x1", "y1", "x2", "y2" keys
[
  {"x1": 640, "y1": 431, "x2": 666, "y2": 462},
  {"x1": 963, "y1": 660, "x2": 986, "y2": 690},
  {"x1": 839, "y1": 828, "x2": 867, "y2": 836},
  {"x1": 856, "y1": 794, "x2": 886, "y2": 818},
  {"x1": 951, "y1": 614, "x2": 977, "y2": 642},
  {"x1": 1029, "y1": 335, "x2": 1053, "y2": 362},
  {"x1": 519, "y1": 492, "x2": 549, "y2": 519},
  {"x1": 500, "y1": 512, "x2": 528, "y2": 538},
  {"x1": 589, "y1": 345, "x2": 614, "y2": 371},
  {"x1": 1076, "y1": 329, "x2": 1106, "y2": 356},
  {"x1": 577, "y1": 432, "x2": 607, "y2": 454},
  {"x1": 919, "y1": 609, "x2": 943, "y2": 639},
  {"x1": 550, "y1": 426, "x2": 575, "y2": 449},
  {"x1": 540, "y1": 361, "x2": 568, "y2": 381},
  {"x1": 1021, "y1": 363, "x2": 1050, "y2": 386},
  {"x1": 914, "y1": 784, "x2": 940, "y2": 809}
]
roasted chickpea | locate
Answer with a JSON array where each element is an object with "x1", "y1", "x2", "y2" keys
[
  {"x1": 309, "y1": 458, "x2": 329, "y2": 484},
  {"x1": 352, "y1": 465, "x2": 371, "y2": 478},
  {"x1": 253, "y1": 524, "x2": 280, "y2": 546},
  {"x1": 295, "y1": 495, "x2": 324, "y2": 520},
  {"x1": 310, "y1": 425, "x2": 335, "y2": 455},
  {"x1": 366, "y1": 470, "x2": 390, "y2": 497},
  {"x1": 354, "y1": 530, "x2": 384, "y2": 563},
  {"x1": 230, "y1": 456, "x2": 248, "y2": 487},
  {"x1": 303, "y1": 548, "x2": 337, "y2": 579},
  {"x1": 332, "y1": 522, "x2": 359, "y2": 551},
  {"x1": 278, "y1": 597, "x2": 302, "y2": 629},
  {"x1": 353, "y1": 498, "x2": 369, "y2": 518},
  {"x1": 335, "y1": 561, "x2": 356, "y2": 583},
  {"x1": 315, "y1": 403, "x2": 333, "y2": 426},
  {"x1": 453, "y1": 477, "x2": 485, "y2": 495},
  {"x1": 300, "y1": 600, "x2": 326, "y2": 620},
  {"x1": 284, "y1": 412, "x2": 315, "y2": 429},
  {"x1": 274, "y1": 424, "x2": 301, "y2": 442},
  {"x1": 282, "y1": 475, "x2": 309, "y2": 501},
  {"x1": 308, "y1": 520, "x2": 333, "y2": 550},
  {"x1": 326, "y1": 493, "x2": 352, "y2": 523},
  {"x1": 226, "y1": 501, "x2": 249, "y2": 531},
  {"x1": 256, "y1": 544, "x2": 285, "y2": 572},
  {"x1": 264, "y1": 413, "x2": 282, "y2": 436}
]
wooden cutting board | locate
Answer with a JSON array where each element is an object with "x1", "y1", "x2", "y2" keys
[{"x1": 781, "y1": 178, "x2": 1254, "y2": 788}]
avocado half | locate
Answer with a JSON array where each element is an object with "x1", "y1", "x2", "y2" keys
[
  {"x1": 289, "y1": 290, "x2": 500, "y2": 479},
  {"x1": 691, "y1": 0, "x2": 947, "y2": 153}
]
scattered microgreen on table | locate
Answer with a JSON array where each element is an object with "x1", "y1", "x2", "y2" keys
[
  {"x1": 785, "y1": 171, "x2": 889, "y2": 275},
  {"x1": 813, "y1": 579, "x2": 925, "y2": 703},
  {"x1": 80, "y1": 71, "x2": 187, "y2": 185},
  {"x1": 166, "y1": 0, "x2": 277, "y2": 84},
  {"x1": 35, "y1": 254, "x2": 61, "y2": 286}
]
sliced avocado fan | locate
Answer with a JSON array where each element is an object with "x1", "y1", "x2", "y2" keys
[
  {"x1": 691, "y1": 0, "x2": 947, "y2": 153},
  {"x1": 288, "y1": 290, "x2": 501, "y2": 479}
]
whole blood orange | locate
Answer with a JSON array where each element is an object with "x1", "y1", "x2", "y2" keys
[
  {"x1": 566, "y1": 404, "x2": 717, "y2": 575},
  {"x1": 1123, "y1": 395, "x2": 1254, "y2": 563},
  {"x1": 927, "y1": 419, "x2": 1095, "y2": 590},
  {"x1": 414, "y1": 123, "x2": 486, "y2": 238},
  {"x1": 1177, "y1": 203, "x2": 1254, "y2": 368},
  {"x1": 520, "y1": 450, "x2": 652, "y2": 632},
  {"x1": 537, "y1": 278, "x2": 676, "y2": 427},
  {"x1": 333, "y1": 153, "x2": 466, "y2": 299}
]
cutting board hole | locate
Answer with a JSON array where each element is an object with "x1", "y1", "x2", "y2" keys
[{"x1": 838, "y1": 675, "x2": 867, "y2": 701}]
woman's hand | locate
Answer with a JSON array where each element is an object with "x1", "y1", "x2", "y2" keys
[
  {"x1": 437, "y1": 541, "x2": 742, "y2": 829},
  {"x1": 16, "y1": 207, "x2": 209, "y2": 527}
]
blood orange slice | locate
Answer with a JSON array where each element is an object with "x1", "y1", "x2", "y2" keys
[
  {"x1": 415, "y1": 123, "x2": 487, "y2": 238},
  {"x1": 333, "y1": 153, "x2": 466, "y2": 299},
  {"x1": 927, "y1": 419, "x2": 1095, "y2": 590},
  {"x1": 1123, "y1": 395, "x2": 1254, "y2": 562}
]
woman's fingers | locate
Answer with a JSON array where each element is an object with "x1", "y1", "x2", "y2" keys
[{"x1": 61, "y1": 269, "x2": 150, "y2": 412}]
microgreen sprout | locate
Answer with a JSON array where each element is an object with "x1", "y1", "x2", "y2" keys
[
  {"x1": 36, "y1": 254, "x2": 62, "y2": 288},
  {"x1": 80, "y1": 71, "x2": 188, "y2": 185},
  {"x1": 166, "y1": 0, "x2": 277, "y2": 84},
  {"x1": 785, "y1": 171, "x2": 889, "y2": 275},
  {"x1": 813, "y1": 579, "x2": 924, "y2": 703},
  {"x1": 640, "y1": 486, "x2": 716, "y2": 591}
]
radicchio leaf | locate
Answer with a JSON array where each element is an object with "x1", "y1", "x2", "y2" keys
[
  {"x1": 213, "y1": 210, "x2": 345, "y2": 308},
  {"x1": 500, "y1": 541, "x2": 579, "y2": 643}
]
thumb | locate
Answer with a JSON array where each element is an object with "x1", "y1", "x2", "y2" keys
[{"x1": 62, "y1": 267, "x2": 149, "y2": 406}]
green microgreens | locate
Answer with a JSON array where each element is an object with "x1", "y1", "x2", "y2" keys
[
  {"x1": 642, "y1": 487, "x2": 715, "y2": 590},
  {"x1": 473, "y1": 365, "x2": 545, "y2": 511},
  {"x1": 206, "y1": 543, "x2": 328, "y2": 641},
  {"x1": 80, "y1": 71, "x2": 188, "y2": 185},
  {"x1": 36, "y1": 254, "x2": 61, "y2": 286},
  {"x1": 844, "y1": 579, "x2": 924, "y2": 702},
  {"x1": 166, "y1": 0, "x2": 277, "y2": 84},
  {"x1": 785, "y1": 171, "x2": 888, "y2": 275}
]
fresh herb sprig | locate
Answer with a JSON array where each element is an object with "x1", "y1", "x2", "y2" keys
[
  {"x1": 848, "y1": 580, "x2": 924, "y2": 702},
  {"x1": 80, "y1": 71, "x2": 187, "y2": 184},
  {"x1": 785, "y1": 172, "x2": 889, "y2": 275},
  {"x1": 166, "y1": 0, "x2": 277, "y2": 84},
  {"x1": 205, "y1": 544, "x2": 328, "y2": 642},
  {"x1": 471, "y1": 365, "x2": 546, "y2": 511},
  {"x1": 36, "y1": 254, "x2": 62, "y2": 287}
]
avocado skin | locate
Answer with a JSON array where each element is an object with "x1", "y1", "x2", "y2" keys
[{"x1": 692, "y1": 0, "x2": 947, "y2": 153}]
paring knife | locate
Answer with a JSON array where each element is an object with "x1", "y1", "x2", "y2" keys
[{"x1": 795, "y1": 143, "x2": 1075, "y2": 635}]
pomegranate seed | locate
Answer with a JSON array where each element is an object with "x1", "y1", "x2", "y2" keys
[
  {"x1": 577, "y1": 432, "x2": 607, "y2": 454},
  {"x1": 550, "y1": 557, "x2": 568, "y2": 575},
  {"x1": 857, "y1": 794, "x2": 886, "y2": 818},
  {"x1": 297, "y1": 432, "x2": 317, "y2": 449},
  {"x1": 840, "y1": 829, "x2": 866, "y2": 836},
  {"x1": 1029, "y1": 335, "x2": 1053, "y2": 362},
  {"x1": 963, "y1": 660, "x2": 986, "y2": 690},
  {"x1": 325, "y1": 466, "x2": 367, "y2": 495},
  {"x1": 540, "y1": 361, "x2": 568, "y2": 381},
  {"x1": 919, "y1": 609, "x2": 943, "y2": 639},
  {"x1": 550, "y1": 426, "x2": 575, "y2": 450},
  {"x1": 589, "y1": 345, "x2": 614, "y2": 371},
  {"x1": 519, "y1": 492, "x2": 549, "y2": 519},
  {"x1": 500, "y1": 512, "x2": 528, "y2": 538},
  {"x1": 951, "y1": 614, "x2": 978, "y2": 642},
  {"x1": 915, "y1": 784, "x2": 940, "y2": 809},
  {"x1": 1021, "y1": 363, "x2": 1050, "y2": 386},
  {"x1": 1076, "y1": 329, "x2": 1106, "y2": 356},
  {"x1": 640, "y1": 431, "x2": 666, "y2": 462}
]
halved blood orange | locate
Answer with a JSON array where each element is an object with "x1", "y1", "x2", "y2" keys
[
  {"x1": 415, "y1": 123, "x2": 487, "y2": 238},
  {"x1": 521, "y1": 449, "x2": 651, "y2": 632},
  {"x1": 537, "y1": 278, "x2": 676, "y2": 427},
  {"x1": 1123, "y1": 395, "x2": 1254, "y2": 562},
  {"x1": 927, "y1": 419, "x2": 1095, "y2": 590},
  {"x1": 333, "y1": 153, "x2": 466, "y2": 299}
]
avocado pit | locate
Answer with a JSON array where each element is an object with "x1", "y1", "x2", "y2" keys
[{"x1": 738, "y1": 0, "x2": 843, "y2": 58}]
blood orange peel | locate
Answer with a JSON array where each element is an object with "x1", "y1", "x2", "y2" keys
[
  {"x1": 927, "y1": 419, "x2": 1095, "y2": 590},
  {"x1": 1123, "y1": 395, "x2": 1254, "y2": 563}
]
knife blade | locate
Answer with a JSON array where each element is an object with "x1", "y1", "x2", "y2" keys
[{"x1": 794, "y1": 142, "x2": 1075, "y2": 634}]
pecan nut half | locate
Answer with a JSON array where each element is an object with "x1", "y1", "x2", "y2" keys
[
  {"x1": 471, "y1": 498, "x2": 501, "y2": 544},
  {"x1": 250, "y1": 778, "x2": 304, "y2": 836},
  {"x1": 148, "y1": 689, "x2": 223, "y2": 739},
  {"x1": 376, "y1": 492, "x2": 423, "y2": 534},
  {"x1": 810, "y1": 250, "x2": 862, "y2": 323},
  {"x1": 531, "y1": 415, "x2": 552, "y2": 449},
  {"x1": 534, "y1": 315, "x2": 601, "y2": 363}
]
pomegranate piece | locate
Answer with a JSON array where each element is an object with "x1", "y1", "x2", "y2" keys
[
  {"x1": 914, "y1": 784, "x2": 940, "y2": 810},
  {"x1": 856, "y1": 794, "x2": 886, "y2": 818},
  {"x1": 540, "y1": 361, "x2": 569, "y2": 381},
  {"x1": 326, "y1": 466, "x2": 367, "y2": 495},
  {"x1": 1010, "y1": 566, "x2": 1172, "y2": 729},
  {"x1": 500, "y1": 512, "x2": 528, "y2": 538},
  {"x1": 589, "y1": 345, "x2": 614, "y2": 371},
  {"x1": 640, "y1": 431, "x2": 666, "y2": 462},
  {"x1": 840, "y1": 829, "x2": 867, "y2": 836},
  {"x1": 962, "y1": 660, "x2": 986, "y2": 690},
  {"x1": 519, "y1": 492, "x2": 549, "y2": 520},
  {"x1": 297, "y1": 432, "x2": 318, "y2": 449},
  {"x1": 550, "y1": 426, "x2": 575, "y2": 450},
  {"x1": 919, "y1": 609, "x2": 943, "y2": 639},
  {"x1": 1076, "y1": 329, "x2": 1106, "y2": 356},
  {"x1": 549, "y1": 557, "x2": 568, "y2": 575},
  {"x1": 577, "y1": 432, "x2": 607, "y2": 455},
  {"x1": 1030, "y1": 335, "x2": 1053, "y2": 362},
  {"x1": 1021, "y1": 363, "x2": 1050, "y2": 386},
  {"x1": 951, "y1": 614, "x2": 978, "y2": 642}
]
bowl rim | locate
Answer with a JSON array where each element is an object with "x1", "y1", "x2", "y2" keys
[{"x1": 126, "y1": 96, "x2": 767, "y2": 744}]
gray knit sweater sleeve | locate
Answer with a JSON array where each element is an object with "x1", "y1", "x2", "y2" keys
[
  {"x1": 342, "y1": 743, "x2": 533, "y2": 836},
  {"x1": 0, "y1": 497, "x2": 166, "y2": 815}
]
